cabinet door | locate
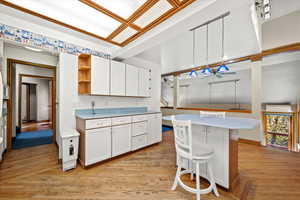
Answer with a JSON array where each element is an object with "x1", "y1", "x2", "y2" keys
[
  {"x1": 148, "y1": 114, "x2": 162, "y2": 145},
  {"x1": 91, "y1": 56, "x2": 110, "y2": 95},
  {"x1": 125, "y1": 64, "x2": 139, "y2": 96},
  {"x1": 112, "y1": 124, "x2": 131, "y2": 157},
  {"x1": 195, "y1": 25, "x2": 207, "y2": 66},
  {"x1": 110, "y1": 60, "x2": 125, "y2": 96},
  {"x1": 85, "y1": 127, "x2": 111, "y2": 166},
  {"x1": 138, "y1": 68, "x2": 150, "y2": 97}
]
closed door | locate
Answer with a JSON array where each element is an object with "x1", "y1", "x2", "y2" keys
[
  {"x1": 110, "y1": 60, "x2": 125, "y2": 96},
  {"x1": 85, "y1": 127, "x2": 112, "y2": 165},
  {"x1": 91, "y1": 56, "x2": 110, "y2": 95},
  {"x1": 138, "y1": 68, "x2": 150, "y2": 97},
  {"x1": 125, "y1": 64, "x2": 139, "y2": 96},
  {"x1": 112, "y1": 124, "x2": 131, "y2": 157}
]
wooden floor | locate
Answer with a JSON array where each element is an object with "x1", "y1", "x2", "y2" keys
[
  {"x1": 0, "y1": 131, "x2": 299, "y2": 200},
  {"x1": 21, "y1": 121, "x2": 52, "y2": 132}
]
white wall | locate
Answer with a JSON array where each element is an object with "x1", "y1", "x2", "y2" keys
[
  {"x1": 262, "y1": 10, "x2": 300, "y2": 50},
  {"x1": 22, "y1": 77, "x2": 50, "y2": 121}
]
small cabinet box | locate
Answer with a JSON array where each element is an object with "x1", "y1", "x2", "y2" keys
[
  {"x1": 132, "y1": 121, "x2": 147, "y2": 136},
  {"x1": 132, "y1": 115, "x2": 148, "y2": 122},
  {"x1": 86, "y1": 118, "x2": 111, "y2": 129},
  {"x1": 132, "y1": 134, "x2": 148, "y2": 151},
  {"x1": 61, "y1": 130, "x2": 80, "y2": 171}
]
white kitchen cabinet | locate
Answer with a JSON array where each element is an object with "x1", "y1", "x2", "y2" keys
[
  {"x1": 125, "y1": 64, "x2": 139, "y2": 96},
  {"x1": 85, "y1": 127, "x2": 112, "y2": 166},
  {"x1": 112, "y1": 124, "x2": 131, "y2": 157},
  {"x1": 91, "y1": 56, "x2": 110, "y2": 95},
  {"x1": 138, "y1": 68, "x2": 150, "y2": 97},
  {"x1": 208, "y1": 19, "x2": 223, "y2": 64},
  {"x1": 110, "y1": 60, "x2": 126, "y2": 96},
  {"x1": 147, "y1": 113, "x2": 162, "y2": 145}
]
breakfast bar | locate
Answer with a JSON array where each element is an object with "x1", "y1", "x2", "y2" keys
[{"x1": 163, "y1": 114, "x2": 260, "y2": 190}]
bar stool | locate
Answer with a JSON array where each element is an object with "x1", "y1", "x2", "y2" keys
[{"x1": 171, "y1": 116, "x2": 219, "y2": 200}]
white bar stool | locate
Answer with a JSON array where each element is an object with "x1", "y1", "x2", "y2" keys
[{"x1": 171, "y1": 116, "x2": 219, "y2": 200}]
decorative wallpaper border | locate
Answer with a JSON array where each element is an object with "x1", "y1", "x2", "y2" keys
[{"x1": 0, "y1": 23, "x2": 111, "y2": 59}]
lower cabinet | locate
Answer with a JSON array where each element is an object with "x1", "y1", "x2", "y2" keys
[
  {"x1": 112, "y1": 124, "x2": 131, "y2": 157},
  {"x1": 147, "y1": 114, "x2": 162, "y2": 145},
  {"x1": 132, "y1": 134, "x2": 148, "y2": 151},
  {"x1": 84, "y1": 127, "x2": 112, "y2": 166}
]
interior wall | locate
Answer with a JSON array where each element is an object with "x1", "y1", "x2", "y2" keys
[
  {"x1": 263, "y1": 10, "x2": 300, "y2": 50},
  {"x1": 22, "y1": 77, "x2": 50, "y2": 122}
]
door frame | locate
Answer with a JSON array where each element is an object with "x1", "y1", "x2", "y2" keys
[
  {"x1": 7, "y1": 59, "x2": 57, "y2": 151},
  {"x1": 18, "y1": 74, "x2": 54, "y2": 131}
]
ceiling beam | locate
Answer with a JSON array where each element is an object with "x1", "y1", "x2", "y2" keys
[
  {"x1": 79, "y1": 0, "x2": 142, "y2": 32},
  {"x1": 121, "y1": 0, "x2": 197, "y2": 46},
  {"x1": 167, "y1": 0, "x2": 180, "y2": 8},
  {"x1": 106, "y1": 0, "x2": 159, "y2": 41},
  {"x1": 0, "y1": 0, "x2": 122, "y2": 46}
]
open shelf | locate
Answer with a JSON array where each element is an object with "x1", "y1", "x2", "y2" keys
[{"x1": 78, "y1": 54, "x2": 91, "y2": 94}]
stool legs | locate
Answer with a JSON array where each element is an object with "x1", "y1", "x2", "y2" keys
[
  {"x1": 207, "y1": 161, "x2": 219, "y2": 197},
  {"x1": 189, "y1": 160, "x2": 194, "y2": 180},
  {"x1": 171, "y1": 158, "x2": 182, "y2": 190},
  {"x1": 196, "y1": 162, "x2": 201, "y2": 200}
]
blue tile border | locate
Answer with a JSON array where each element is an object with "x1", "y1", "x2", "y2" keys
[
  {"x1": 75, "y1": 107, "x2": 148, "y2": 116},
  {"x1": 0, "y1": 23, "x2": 111, "y2": 59}
]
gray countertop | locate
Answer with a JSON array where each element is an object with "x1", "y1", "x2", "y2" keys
[
  {"x1": 163, "y1": 114, "x2": 259, "y2": 130},
  {"x1": 76, "y1": 111, "x2": 161, "y2": 120}
]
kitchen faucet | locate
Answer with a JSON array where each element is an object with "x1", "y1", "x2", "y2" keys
[{"x1": 91, "y1": 101, "x2": 96, "y2": 114}]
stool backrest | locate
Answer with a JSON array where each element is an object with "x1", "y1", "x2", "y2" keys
[
  {"x1": 171, "y1": 116, "x2": 193, "y2": 159},
  {"x1": 200, "y1": 111, "x2": 226, "y2": 118}
]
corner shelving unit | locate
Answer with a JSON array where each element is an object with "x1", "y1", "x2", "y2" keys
[{"x1": 78, "y1": 54, "x2": 91, "y2": 94}]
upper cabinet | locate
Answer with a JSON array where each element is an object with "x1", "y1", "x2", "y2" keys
[
  {"x1": 91, "y1": 56, "x2": 110, "y2": 95},
  {"x1": 78, "y1": 54, "x2": 150, "y2": 97},
  {"x1": 138, "y1": 68, "x2": 150, "y2": 97},
  {"x1": 110, "y1": 60, "x2": 126, "y2": 96},
  {"x1": 126, "y1": 64, "x2": 139, "y2": 97},
  {"x1": 195, "y1": 25, "x2": 207, "y2": 67}
]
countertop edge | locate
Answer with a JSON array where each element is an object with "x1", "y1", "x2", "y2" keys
[{"x1": 76, "y1": 111, "x2": 162, "y2": 120}]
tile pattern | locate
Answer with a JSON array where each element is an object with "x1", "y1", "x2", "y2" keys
[{"x1": 0, "y1": 23, "x2": 110, "y2": 59}]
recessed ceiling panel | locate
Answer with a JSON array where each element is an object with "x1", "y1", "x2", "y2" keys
[
  {"x1": 112, "y1": 27, "x2": 138, "y2": 43},
  {"x1": 91, "y1": 0, "x2": 147, "y2": 19},
  {"x1": 133, "y1": 0, "x2": 173, "y2": 28},
  {"x1": 5, "y1": 0, "x2": 121, "y2": 37}
]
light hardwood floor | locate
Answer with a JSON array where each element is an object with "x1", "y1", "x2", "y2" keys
[{"x1": 0, "y1": 131, "x2": 299, "y2": 200}]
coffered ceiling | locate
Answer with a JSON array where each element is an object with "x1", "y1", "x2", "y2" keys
[{"x1": 0, "y1": 0, "x2": 197, "y2": 47}]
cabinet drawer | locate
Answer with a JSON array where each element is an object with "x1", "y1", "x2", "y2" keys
[
  {"x1": 86, "y1": 118, "x2": 111, "y2": 129},
  {"x1": 132, "y1": 115, "x2": 148, "y2": 122},
  {"x1": 131, "y1": 134, "x2": 147, "y2": 151},
  {"x1": 132, "y1": 121, "x2": 147, "y2": 136},
  {"x1": 112, "y1": 116, "x2": 131, "y2": 126}
]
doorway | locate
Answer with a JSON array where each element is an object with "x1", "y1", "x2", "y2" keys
[{"x1": 7, "y1": 59, "x2": 56, "y2": 150}]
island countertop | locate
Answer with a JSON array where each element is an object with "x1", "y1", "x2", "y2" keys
[{"x1": 163, "y1": 114, "x2": 259, "y2": 130}]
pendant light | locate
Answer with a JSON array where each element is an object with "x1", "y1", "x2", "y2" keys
[
  {"x1": 217, "y1": 17, "x2": 230, "y2": 73},
  {"x1": 189, "y1": 29, "x2": 198, "y2": 78},
  {"x1": 201, "y1": 24, "x2": 212, "y2": 76}
]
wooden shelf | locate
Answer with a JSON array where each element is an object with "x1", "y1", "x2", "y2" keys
[
  {"x1": 78, "y1": 54, "x2": 91, "y2": 94},
  {"x1": 78, "y1": 66, "x2": 91, "y2": 71}
]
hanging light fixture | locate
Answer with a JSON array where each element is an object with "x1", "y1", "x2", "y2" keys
[
  {"x1": 217, "y1": 17, "x2": 230, "y2": 73},
  {"x1": 189, "y1": 29, "x2": 198, "y2": 78},
  {"x1": 201, "y1": 24, "x2": 212, "y2": 76}
]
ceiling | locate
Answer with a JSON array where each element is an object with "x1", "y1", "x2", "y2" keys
[{"x1": 0, "y1": 0, "x2": 197, "y2": 47}]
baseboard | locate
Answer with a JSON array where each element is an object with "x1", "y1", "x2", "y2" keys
[{"x1": 239, "y1": 138, "x2": 261, "y2": 146}]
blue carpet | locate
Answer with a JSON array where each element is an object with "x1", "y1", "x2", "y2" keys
[
  {"x1": 162, "y1": 125, "x2": 173, "y2": 132},
  {"x1": 13, "y1": 129, "x2": 53, "y2": 149}
]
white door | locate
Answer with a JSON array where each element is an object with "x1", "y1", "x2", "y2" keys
[
  {"x1": 110, "y1": 60, "x2": 125, "y2": 96},
  {"x1": 147, "y1": 114, "x2": 162, "y2": 145},
  {"x1": 85, "y1": 127, "x2": 112, "y2": 166},
  {"x1": 125, "y1": 64, "x2": 139, "y2": 96},
  {"x1": 91, "y1": 56, "x2": 110, "y2": 95},
  {"x1": 112, "y1": 124, "x2": 131, "y2": 157},
  {"x1": 138, "y1": 68, "x2": 150, "y2": 97}
]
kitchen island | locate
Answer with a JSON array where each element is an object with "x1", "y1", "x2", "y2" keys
[{"x1": 163, "y1": 114, "x2": 260, "y2": 190}]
